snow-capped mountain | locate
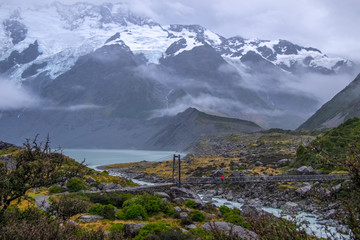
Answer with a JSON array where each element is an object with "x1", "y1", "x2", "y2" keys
[
  {"x1": 0, "y1": 2, "x2": 352, "y2": 82},
  {"x1": 0, "y1": 2, "x2": 356, "y2": 149}
]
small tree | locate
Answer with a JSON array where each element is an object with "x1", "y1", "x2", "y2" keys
[{"x1": 0, "y1": 135, "x2": 86, "y2": 220}]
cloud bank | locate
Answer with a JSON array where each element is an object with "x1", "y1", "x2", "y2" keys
[{"x1": 0, "y1": 78, "x2": 40, "y2": 110}]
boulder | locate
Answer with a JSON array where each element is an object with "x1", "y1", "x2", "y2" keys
[
  {"x1": 202, "y1": 222, "x2": 260, "y2": 240},
  {"x1": 123, "y1": 223, "x2": 147, "y2": 238},
  {"x1": 174, "y1": 206, "x2": 182, "y2": 212},
  {"x1": 296, "y1": 166, "x2": 314, "y2": 175},
  {"x1": 78, "y1": 215, "x2": 103, "y2": 222},
  {"x1": 281, "y1": 202, "x2": 299, "y2": 214},
  {"x1": 296, "y1": 184, "x2": 312, "y2": 196},
  {"x1": 155, "y1": 192, "x2": 171, "y2": 200},
  {"x1": 277, "y1": 159, "x2": 294, "y2": 167},
  {"x1": 35, "y1": 196, "x2": 51, "y2": 211},
  {"x1": 185, "y1": 224, "x2": 197, "y2": 230},
  {"x1": 180, "y1": 212, "x2": 189, "y2": 218},
  {"x1": 255, "y1": 161, "x2": 263, "y2": 166},
  {"x1": 170, "y1": 187, "x2": 202, "y2": 202}
]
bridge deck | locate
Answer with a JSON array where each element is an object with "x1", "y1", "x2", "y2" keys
[{"x1": 182, "y1": 174, "x2": 349, "y2": 184}]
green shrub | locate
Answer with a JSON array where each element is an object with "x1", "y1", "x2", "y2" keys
[
  {"x1": 109, "y1": 223, "x2": 124, "y2": 232},
  {"x1": 145, "y1": 199, "x2": 160, "y2": 216},
  {"x1": 224, "y1": 212, "x2": 246, "y2": 226},
  {"x1": 166, "y1": 208, "x2": 175, "y2": 216},
  {"x1": 89, "y1": 193, "x2": 133, "y2": 208},
  {"x1": 115, "y1": 210, "x2": 126, "y2": 220},
  {"x1": 125, "y1": 204, "x2": 147, "y2": 220},
  {"x1": 185, "y1": 199, "x2": 197, "y2": 208},
  {"x1": 219, "y1": 205, "x2": 231, "y2": 215},
  {"x1": 133, "y1": 222, "x2": 171, "y2": 240},
  {"x1": 189, "y1": 210, "x2": 205, "y2": 222},
  {"x1": 101, "y1": 204, "x2": 115, "y2": 220},
  {"x1": 189, "y1": 228, "x2": 213, "y2": 239},
  {"x1": 88, "y1": 203, "x2": 104, "y2": 215},
  {"x1": 66, "y1": 178, "x2": 88, "y2": 192},
  {"x1": 48, "y1": 185, "x2": 64, "y2": 194}
]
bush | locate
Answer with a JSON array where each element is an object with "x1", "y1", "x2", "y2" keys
[
  {"x1": 116, "y1": 210, "x2": 126, "y2": 220},
  {"x1": 125, "y1": 204, "x2": 148, "y2": 220},
  {"x1": 66, "y1": 178, "x2": 88, "y2": 192},
  {"x1": 89, "y1": 193, "x2": 133, "y2": 208},
  {"x1": 109, "y1": 223, "x2": 124, "y2": 232},
  {"x1": 189, "y1": 228, "x2": 213, "y2": 239},
  {"x1": 88, "y1": 203, "x2": 104, "y2": 215},
  {"x1": 224, "y1": 213, "x2": 247, "y2": 227},
  {"x1": 50, "y1": 195, "x2": 89, "y2": 219},
  {"x1": 133, "y1": 222, "x2": 172, "y2": 240},
  {"x1": 185, "y1": 199, "x2": 197, "y2": 208},
  {"x1": 189, "y1": 210, "x2": 205, "y2": 222},
  {"x1": 101, "y1": 204, "x2": 115, "y2": 220},
  {"x1": 49, "y1": 185, "x2": 64, "y2": 194},
  {"x1": 219, "y1": 205, "x2": 231, "y2": 215}
]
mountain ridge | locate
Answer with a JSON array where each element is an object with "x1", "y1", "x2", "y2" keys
[{"x1": 298, "y1": 73, "x2": 360, "y2": 130}]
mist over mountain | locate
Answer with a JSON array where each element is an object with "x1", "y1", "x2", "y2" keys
[{"x1": 0, "y1": 2, "x2": 357, "y2": 149}]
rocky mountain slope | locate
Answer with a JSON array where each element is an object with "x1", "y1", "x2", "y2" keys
[
  {"x1": 298, "y1": 73, "x2": 360, "y2": 129},
  {"x1": 0, "y1": 2, "x2": 355, "y2": 148}
]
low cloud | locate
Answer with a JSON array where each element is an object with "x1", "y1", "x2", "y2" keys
[{"x1": 0, "y1": 78, "x2": 40, "y2": 110}]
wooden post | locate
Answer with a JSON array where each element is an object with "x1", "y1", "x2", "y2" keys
[
  {"x1": 172, "y1": 154, "x2": 176, "y2": 182},
  {"x1": 177, "y1": 154, "x2": 181, "y2": 187}
]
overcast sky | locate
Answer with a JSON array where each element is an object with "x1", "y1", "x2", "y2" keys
[
  {"x1": 4, "y1": 0, "x2": 359, "y2": 61},
  {"x1": 128, "y1": 0, "x2": 359, "y2": 61}
]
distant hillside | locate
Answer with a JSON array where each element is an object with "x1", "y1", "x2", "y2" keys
[
  {"x1": 147, "y1": 108, "x2": 262, "y2": 150},
  {"x1": 296, "y1": 117, "x2": 360, "y2": 170},
  {"x1": 0, "y1": 108, "x2": 261, "y2": 151},
  {"x1": 298, "y1": 73, "x2": 360, "y2": 130}
]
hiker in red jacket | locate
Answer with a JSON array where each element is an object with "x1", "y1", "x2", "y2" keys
[{"x1": 221, "y1": 175, "x2": 224, "y2": 182}]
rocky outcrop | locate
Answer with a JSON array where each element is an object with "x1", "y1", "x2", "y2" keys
[{"x1": 202, "y1": 221, "x2": 260, "y2": 240}]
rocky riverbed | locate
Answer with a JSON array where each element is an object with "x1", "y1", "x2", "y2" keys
[{"x1": 104, "y1": 165, "x2": 349, "y2": 237}]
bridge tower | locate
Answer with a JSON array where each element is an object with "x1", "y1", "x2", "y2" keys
[{"x1": 172, "y1": 154, "x2": 181, "y2": 187}]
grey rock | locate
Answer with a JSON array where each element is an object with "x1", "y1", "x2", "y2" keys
[
  {"x1": 255, "y1": 161, "x2": 263, "y2": 166},
  {"x1": 296, "y1": 185, "x2": 312, "y2": 195},
  {"x1": 180, "y1": 212, "x2": 189, "y2": 218},
  {"x1": 123, "y1": 223, "x2": 147, "y2": 238},
  {"x1": 78, "y1": 215, "x2": 104, "y2": 222},
  {"x1": 90, "y1": 187, "x2": 98, "y2": 191},
  {"x1": 155, "y1": 192, "x2": 170, "y2": 200},
  {"x1": 68, "y1": 220, "x2": 77, "y2": 225},
  {"x1": 35, "y1": 196, "x2": 51, "y2": 211},
  {"x1": 236, "y1": 198, "x2": 245, "y2": 204},
  {"x1": 202, "y1": 222, "x2": 260, "y2": 240},
  {"x1": 277, "y1": 158, "x2": 294, "y2": 167},
  {"x1": 174, "y1": 206, "x2": 182, "y2": 212},
  {"x1": 185, "y1": 224, "x2": 197, "y2": 230},
  {"x1": 296, "y1": 166, "x2": 314, "y2": 175}
]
